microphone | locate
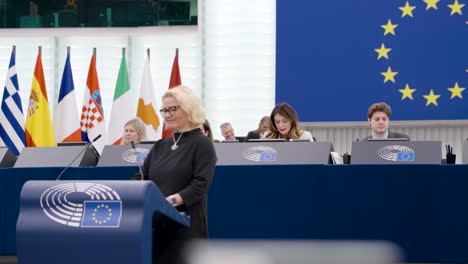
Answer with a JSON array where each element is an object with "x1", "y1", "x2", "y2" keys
[
  {"x1": 56, "y1": 135, "x2": 102, "y2": 180},
  {"x1": 131, "y1": 141, "x2": 145, "y2": 181}
]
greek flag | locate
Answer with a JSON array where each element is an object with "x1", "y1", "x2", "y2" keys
[{"x1": 0, "y1": 47, "x2": 25, "y2": 156}]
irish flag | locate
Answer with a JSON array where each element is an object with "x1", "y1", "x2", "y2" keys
[
  {"x1": 25, "y1": 47, "x2": 56, "y2": 147},
  {"x1": 108, "y1": 50, "x2": 134, "y2": 145},
  {"x1": 136, "y1": 50, "x2": 162, "y2": 141}
]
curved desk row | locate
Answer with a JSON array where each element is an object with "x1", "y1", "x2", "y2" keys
[{"x1": 0, "y1": 164, "x2": 468, "y2": 263}]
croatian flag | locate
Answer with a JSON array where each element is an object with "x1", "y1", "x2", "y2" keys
[{"x1": 80, "y1": 50, "x2": 106, "y2": 154}]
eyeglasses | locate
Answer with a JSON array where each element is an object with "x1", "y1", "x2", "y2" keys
[{"x1": 159, "y1": 106, "x2": 179, "y2": 116}]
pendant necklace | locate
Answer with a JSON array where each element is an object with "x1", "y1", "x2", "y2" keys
[{"x1": 171, "y1": 132, "x2": 184, "y2": 151}]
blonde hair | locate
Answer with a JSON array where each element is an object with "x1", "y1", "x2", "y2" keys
[
  {"x1": 121, "y1": 118, "x2": 147, "y2": 145},
  {"x1": 254, "y1": 116, "x2": 270, "y2": 134},
  {"x1": 162, "y1": 85, "x2": 205, "y2": 128}
]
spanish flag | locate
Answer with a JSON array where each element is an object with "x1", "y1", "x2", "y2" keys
[{"x1": 25, "y1": 47, "x2": 56, "y2": 147}]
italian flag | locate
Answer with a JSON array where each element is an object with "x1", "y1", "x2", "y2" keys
[{"x1": 108, "y1": 51, "x2": 134, "y2": 145}]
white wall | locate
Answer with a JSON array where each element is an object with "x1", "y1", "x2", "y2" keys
[{"x1": 200, "y1": 0, "x2": 276, "y2": 139}]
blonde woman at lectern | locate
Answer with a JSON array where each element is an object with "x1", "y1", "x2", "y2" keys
[{"x1": 139, "y1": 85, "x2": 217, "y2": 264}]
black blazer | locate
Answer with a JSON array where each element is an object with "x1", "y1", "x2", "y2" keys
[
  {"x1": 361, "y1": 131, "x2": 410, "y2": 141},
  {"x1": 244, "y1": 131, "x2": 260, "y2": 142}
]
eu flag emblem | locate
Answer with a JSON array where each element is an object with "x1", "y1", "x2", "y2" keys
[
  {"x1": 81, "y1": 201, "x2": 122, "y2": 228},
  {"x1": 397, "y1": 152, "x2": 415, "y2": 161},
  {"x1": 260, "y1": 151, "x2": 276, "y2": 161}
]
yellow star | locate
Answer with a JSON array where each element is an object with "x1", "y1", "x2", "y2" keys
[
  {"x1": 399, "y1": 84, "x2": 416, "y2": 100},
  {"x1": 381, "y1": 66, "x2": 398, "y2": 83},
  {"x1": 423, "y1": 89, "x2": 441, "y2": 106},
  {"x1": 448, "y1": 0, "x2": 465, "y2": 15},
  {"x1": 448, "y1": 82, "x2": 465, "y2": 99},
  {"x1": 374, "y1": 43, "x2": 392, "y2": 59},
  {"x1": 399, "y1": 1, "x2": 416, "y2": 17},
  {"x1": 424, "y1": 0, "x2": 440, "y2": 10},
  {"x1": 381, "y1": 19, "x2": 398, "y2": 36}
]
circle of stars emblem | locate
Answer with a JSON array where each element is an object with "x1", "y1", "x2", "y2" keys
[
  {"x1": 376, "y1": 0, "x2": 466, "y2": 107},
  {"x1": 92, "y1": 203, "x2": 113, "y2": 224}
]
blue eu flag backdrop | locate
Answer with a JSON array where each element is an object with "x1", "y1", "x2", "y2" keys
[{"x1": 276, "y1": 0, "x2": 468, "y2": 121}]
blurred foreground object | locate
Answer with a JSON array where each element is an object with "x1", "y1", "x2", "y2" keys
[{"x1": 186, "y1": 240, "x2": 402, "y2": 264}]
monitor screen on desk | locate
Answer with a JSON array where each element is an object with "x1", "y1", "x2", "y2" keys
[
  {"x1": 139, "y1": 140, "x2": 157, "y2": 145},
  {"x1": 248, "y1": 139, "x2": 286, "y2": 142},
  {"x1": 367, "y1": 138, "x2": 409, "y2": 141},
  {"x1": 57, "y1": 142, "x2": 88, "y2": 146},
  {"x1": 289, "y1": 139, "x2": 311, "y2": 142}
]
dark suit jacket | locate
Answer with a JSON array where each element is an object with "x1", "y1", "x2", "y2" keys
[
  {"x1": 244, "y1": 131, "x2": 260, "y2": 142},
  {"x1": 361, "y1": 131, "x2": 409, "y2": 141}
]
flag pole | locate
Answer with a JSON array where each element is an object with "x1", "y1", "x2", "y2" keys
[
  {"x1": 176, "y1": 48, "x2": 178, "y2": 56},
  {"x1": 147, "y1": 48, "x2": 150, "y2": 61},
  {"x1": 12, "y1": 45, "x2": 16, "y2": 56},
  {"x1": 122, "y1": 47, "x2": 126, "y2": 58},
  {"x1": 67, "y1": 46, "x2": 70, "y2": 55},
  {"x1": 38, "y1": 46, "x2": 41, "y2": 56}
]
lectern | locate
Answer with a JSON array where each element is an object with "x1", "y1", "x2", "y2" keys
[{"x1": 16, "y1": 181, "x2": 190, "y2": 264}]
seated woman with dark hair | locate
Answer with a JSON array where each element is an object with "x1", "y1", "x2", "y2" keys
[
  {"x1": 244, "y1": 116, "x2": 270, "y2": 142},
  {"x1": 362, "y1": 102, "x2": 409, "y2": 141},
  {"x1": 268, "y1": 103, "x2": 314, "y2": 141},
  {"x1": 199, "y1": 119, "x2": 213, "y2": 141}
]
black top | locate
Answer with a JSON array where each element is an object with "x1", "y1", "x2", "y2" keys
[
  {"x1": 142, "y1": 128, "x2": 217, "y2": 237},
  {"x1": 244, "y1": 130, "x2": 260, "y2": 142}
]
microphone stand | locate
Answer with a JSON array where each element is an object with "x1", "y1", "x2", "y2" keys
[
  {"x1": 131, "y1": 141, "x2": 145, "y2": 181},
  {"x1": 56, "y1": 135, "x2": 102, "y2": 181}
]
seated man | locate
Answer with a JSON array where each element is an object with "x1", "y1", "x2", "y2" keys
[
  {"x1": 220, "y1": 122, "x2": 238, "y2": 141},
  {"x1": 362, "y1": 102, "x2": 409, "y2": 141}
]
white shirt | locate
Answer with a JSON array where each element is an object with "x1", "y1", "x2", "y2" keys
[{"x1": 299, "y1": 130, "x2": 314, "y2": 142}]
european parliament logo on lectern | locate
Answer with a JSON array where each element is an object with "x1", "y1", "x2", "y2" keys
[
  {"x1": 40, "y1": 182, "x2": 122, "y2": 228},
  {"x1": 377, "y1": 145, "x2": 415, "y2": 161},
  {"x1": 352, "y1": 141, "x2": 441, "y2": 164}
]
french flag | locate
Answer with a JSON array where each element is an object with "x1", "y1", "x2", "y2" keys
[{"x1": 54, "y1": 49, "x2": 81, "y2": 143}]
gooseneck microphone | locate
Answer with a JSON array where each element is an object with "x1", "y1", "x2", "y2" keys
[
  {"x1": 131, "y1": 141, "x2": 145, "y2": 181},
  {"x1": 56, "y1": 135, "x2": 102, "y2": 180}
]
